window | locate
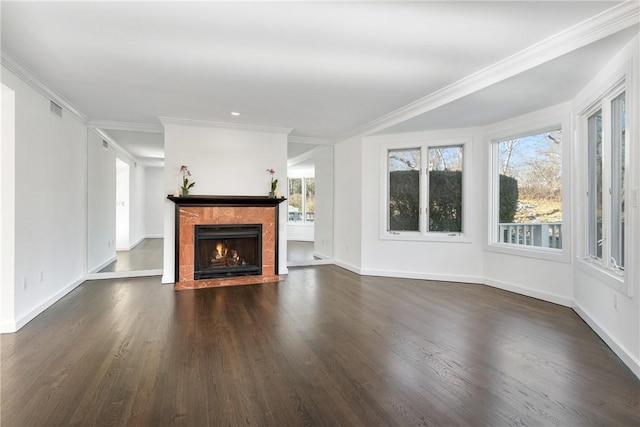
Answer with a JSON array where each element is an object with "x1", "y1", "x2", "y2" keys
[
  {"x1": 586, "y1": 89, "x2": 626, "y2": 274},
  {"x1": 492, "y1": 129, "x2": 563, "y2": 249},
  {"x1": 288, "y1": 177, "x2": 315, "y2": 223},
  {"x1": 384, "y1": 140, "x2": 466, "y2": 240}
]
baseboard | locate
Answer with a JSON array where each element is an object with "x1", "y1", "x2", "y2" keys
[
  {"x1": 312, "y1": 251, "x2": 331, "y2": 260},
  {"x1": 85, "y1": 269, "x2": 163, "y2": 280},
  {"x1": 0, "y1": 320, "x2": 17, "y2": 334},
  {"x1": 333, "y1": 260, "x2": 362, "y2": 275},
  {"x1": 572, "y1": 302, "x2": 640, "y2": 379},
  {"x1": 3, "y1": 275, "x2": 86, "y2": 333},
  {"x1": 483, "y1": 277, "x2": 572, "y2": 307},
  {"x1": 89, "y1": 255, "x2": 117, "y2": 274},
  {"x1": 117, "y1": 235, "x2": 146, "y2": 252},
  {"x1": 145, "y1": 234, "x2": 163, "y2": 239},
  {"x1": 361, "y1": 267, "x2": 483, "y2": 285}
]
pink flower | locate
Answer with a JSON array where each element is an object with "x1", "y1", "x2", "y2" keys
[{"x1": 266, "y1": 168, "x2": 275, "y2": 175}]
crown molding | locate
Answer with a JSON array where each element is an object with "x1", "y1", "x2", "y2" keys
[
  {"x1": 288, "y1": 135, "x2": 335, "y2": 145},
  {"x1": 337, "y1": 1, "x2": 640, "y2": 142},
  {"x1": 1, "y1": 48, "x2": 88, "y2": 124},
  {"x1": 87, "y1": 120, "x2": 163, "y2": 133},
  {"x1": 287, "y1": 145, "x2": 328, "y2": 168},
  {"x1": 158, "y1": 116, "x2": 293, "y2": 134}
]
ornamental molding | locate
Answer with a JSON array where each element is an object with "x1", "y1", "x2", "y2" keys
[
  {"x1": 288, "y1": 135, "x2": 335, "y2": 145},
  {"x1": 158, "y1": 116, "x2": 293, "y2": 135},
  {"x1": 1, "y1": 48, "x2": 88, "y2": 124},
  {"x1": 88, "y1": 120, "x2": 163, "y2": 133},
  {"x1": 337, "y1": 1, "x2": 640, "y2": 142}
]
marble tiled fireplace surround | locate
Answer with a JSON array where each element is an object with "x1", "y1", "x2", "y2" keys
[{"x1": 168, "y1": 196, "x2": 285, "y2": 290}]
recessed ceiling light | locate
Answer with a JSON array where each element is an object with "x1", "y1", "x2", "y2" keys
[{"x1": 230, "y1": 111, "x2": 240, "y2": 116}]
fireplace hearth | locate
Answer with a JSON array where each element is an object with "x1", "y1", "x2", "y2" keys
[{"x1": 194, "y1": 224, "x2": 262, "y2": 279}]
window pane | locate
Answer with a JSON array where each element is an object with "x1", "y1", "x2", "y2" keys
[
  {"x1": 611, "y1": 93, "x2": 625, "y2": 269},
  {"x1": 496, "y1": 130, "x2": 562, "y2": 248},
  {"x1": 288, "y1": 178, "x2": 302, "y2": 223},
  {"x1": 588, "y1": 110, "x2": 603, "y2": 259},
  {"x1": 388, "y1": 148, "x2": 420, "y2": 231},
  {"x1": 428, "y1": 146, "x2": 462, "y2": 232},
  {"x1": 305, "y1": 178, "x2": 315, "y2": 222}
]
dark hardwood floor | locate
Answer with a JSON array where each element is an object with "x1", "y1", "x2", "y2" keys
[
  {"x1": 99, "y1": 238, "x2": 163, "y2": 273},
  {"x1": 2, "y1": 265, "x2": 638, "y2": 426}
]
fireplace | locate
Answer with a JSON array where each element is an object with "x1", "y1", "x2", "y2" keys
[
  {"x1": 194, "y1": 224, "x2": 262, "y2": 279},
  {"x1": 168, "y1": 195, "x2": 286, "y2": 290}
]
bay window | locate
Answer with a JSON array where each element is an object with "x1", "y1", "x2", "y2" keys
[{"x1": 585, "y1": 88, "x2": 626, "y2": 274}]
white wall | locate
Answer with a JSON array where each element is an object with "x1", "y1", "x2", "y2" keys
[
  {"x1": 571, "y1": 36, "x2": 640, "y2": 376},
  {"x1": 1, "y1": 84, "x2": 16, "y2": 329},
  {"x1": 115, "y1": 158, "x2": 130, "y2": 250},
  {"x1": 144, "y1": 166, "x2": 165, "y2": 237},
  {"x1": 87, "y1": 130, "x2": 116, "y2": 272},
  {"x1": 482, "y1": 104, "x2": 574, "y2": 306},
  {"x1": 313, "y1": 146, "x2": 334, "y2": 259},
  {"x1": 162, "y1": 120, "x2": 289, "y2": 284},
  {"x1": 129, "y1": 158, "x2": 146, "y2": 248},
  {"x1": 1, "y1": 67, "x2": 87, "y2": 332},
  {"x1": 333, "y1": 136, "x2": 363, "y2": 272},
  {"x1": 359, "y1": 128, "x2": 485, "y2": 284}
]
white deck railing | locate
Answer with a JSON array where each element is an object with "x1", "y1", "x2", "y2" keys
[{"x1": 498, "y1": 222, "x2": 562, "y2": 249}]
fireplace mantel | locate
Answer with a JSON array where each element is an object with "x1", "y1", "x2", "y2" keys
[
  {"x1": 168, "y1": 195, "x2": 286, "y2": 290},
  {"x1": 167, "y1": 195, "x2": 286, "y2": 207}
]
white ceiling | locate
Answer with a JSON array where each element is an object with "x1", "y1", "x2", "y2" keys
[{"x1": 1, "y1": 1, "x2": 638, "y2": 159}]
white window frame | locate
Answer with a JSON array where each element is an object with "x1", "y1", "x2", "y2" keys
[
  {"x1": 287, "y1": 176, "x2": 315, "y2": 224},
  {"x1": 486, "y1": 114, "x2": 572, "y2": 263},
  {"x1": 379, "y1": 137, "x2": 471, "y2": 243},
  {"x1": 576, "y1": 77, "x2": 630, "y2": 295}
]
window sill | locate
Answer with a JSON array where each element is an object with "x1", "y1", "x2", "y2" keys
[
  {"x1": 576, "y1": 257, "x2": 629, "y2": 296},
  {"x1": 380, "y1": 231, "x2": 471, "y2": 243},
  {"x1": 486, "y1": 242, "x2": 569, "y2": 263}
]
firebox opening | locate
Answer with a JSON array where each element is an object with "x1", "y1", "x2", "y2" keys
[{"x1": 194, "y1": 224, "x2": 262, "y2": 280}]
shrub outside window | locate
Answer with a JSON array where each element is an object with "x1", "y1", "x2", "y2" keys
[{"x1": 385, "y1": 141, "x2": 466, "y2": 239}]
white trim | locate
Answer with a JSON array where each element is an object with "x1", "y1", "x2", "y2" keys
[
  {"x1": 118, "y1": 235, "x2": 146, "y2": 252},
  {"x1": 0, "y1": 276, "x2": 85, "y2": 334},
  {"x1": 158, "y1": 116, "x2": 293, "y2": 134},
  {"x1": 333, "y1": 260, "x2": 362, "y2": 275},
  {"x1": 573, "y1": 302, "x2": 640, "y2": 379},
  {"x1": 287, "y1": 146, "x2": 326, "y2": 168},
  {"x1": 337, "y1": 1, "x2": 639, "y2": 142},
  {"x1": 89, "y1": 255, "x2": 117, "y2": 274},
  {"x1": 483, "y1": 277, "x2": 573, "y2": 307},
  {"x1": 89, "y1": 128, "x2": 139, "y2": 162},
  {"x1": 85, "y1": 269, "x2": 163, "y2": 280},
  {"x1": 574, "y1": 57, "x2": 634, "y2": 296},
  {"x1": 576, "y1": 258, "x2": 627, "y2": 295},
  {"x1": 145, "y1": 234, "x2": 164, "y2": 239},
  {"x1": 288, "y1": 135, "x2": 335, "y2": 146},
  {"x1": 287, "y1": 259, "x2": 333, "y2": 267},
  {"x1": 88, "y1": 120, "x2": 163, "y2": 133},
  {"x1": 379, "y1": 136, "x2": 471, "y2": 242},
  {"x1": 362, "y1": 267, "x2": 483, "y2": 285},
  {"x1": 484, "y1": 109, "x2": 572, "y2": 264},
  {"x1": 1, "y1": 48, "x2": 87, "y2": 124}
]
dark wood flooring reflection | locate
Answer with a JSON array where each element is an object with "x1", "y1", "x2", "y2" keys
[
  {"x1": 99, "y1": 238, "x2": 163, "y2": 273},
  {"x1": 2, "y1": 266, "x2": 638, "y2": 426}
]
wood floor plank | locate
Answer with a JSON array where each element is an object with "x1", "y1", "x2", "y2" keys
[{"x1": 2, "y1": 265, "x2": 639, "y2": 426}]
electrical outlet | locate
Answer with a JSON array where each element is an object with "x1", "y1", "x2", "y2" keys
[
  {"x1": 23, "y1": 278, "x2": 27, "y2": 290},
  {"x1": 40, "y1": 271, "x2": 44, "y2": 282},
  {"x1": 613, "y1": 294, "x2": 618, "y2": 310}
]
